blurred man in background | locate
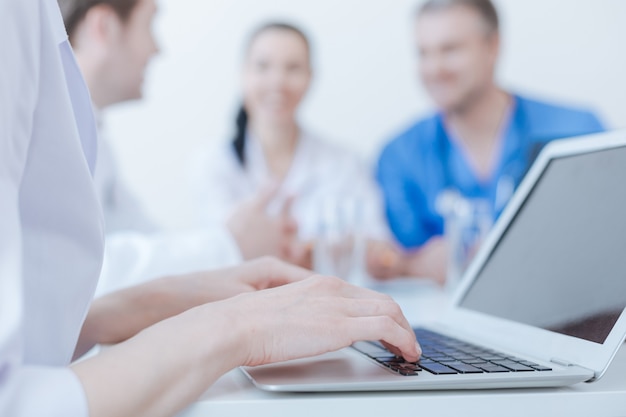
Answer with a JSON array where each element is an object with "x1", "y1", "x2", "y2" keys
[{"x1": 371, "y1": 0, "x2": 604, "y2": 283}]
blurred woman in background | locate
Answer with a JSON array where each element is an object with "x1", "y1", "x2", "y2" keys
[{"x1": 191, "y1": 22, "x2": 393, "y2": 276}]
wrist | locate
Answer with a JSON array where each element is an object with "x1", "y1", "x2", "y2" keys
[
  {"x1": 193, "y1": 296, "x2": 254, "y2": 372},
  {"x1": 83, "y1": 284, "x2": 177, "y2": 347}
]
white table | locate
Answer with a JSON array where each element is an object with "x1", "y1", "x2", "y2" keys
[{"x1": 178, "y1": 279, "x2": 626, "y2": 417}]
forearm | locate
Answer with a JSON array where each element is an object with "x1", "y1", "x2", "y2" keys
[
  {"x1": 75, "y1": 279, "x2": 195, "y2": 358},
  {"x1": 72, "y1": 304, "x2": 242, "y2": 417}
]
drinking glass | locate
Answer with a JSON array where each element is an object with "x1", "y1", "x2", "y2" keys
[
  {"x1": 441, "y1": 194, "x2": 493, "y2": 292},
  {"x1": 313, "y1": 196, "x2": 363, "y2": 281}
]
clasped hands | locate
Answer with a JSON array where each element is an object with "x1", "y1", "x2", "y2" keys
[{"x1": 227, "y1": 185, "x2": 313, "y2": 268}]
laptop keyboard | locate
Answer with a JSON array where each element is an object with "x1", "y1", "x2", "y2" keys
[{"x1": 352, "y1": 328, "x2": 552, "y2": 376}]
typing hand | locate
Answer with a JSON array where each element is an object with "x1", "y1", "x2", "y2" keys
[
  {"x1": 208, "y1": 275, "x2": 421, "y2": 367},
  {"x1": 153, "y1": 257, "x2": 314, "y2": 305}
]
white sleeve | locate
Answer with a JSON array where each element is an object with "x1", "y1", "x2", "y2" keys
[
  {"x1": 0, "y1": 1, "x2": 88, "y2": 416},
  {"x1": 11, "y1": 367, "x2": 88, "y2": 416},
  {"x1": 97, "y1": 228, "x2": 242, "y2": 296}
]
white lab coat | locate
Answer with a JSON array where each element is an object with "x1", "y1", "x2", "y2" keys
[
  {"x1": 190, "y1": 131, "x2": 390, "y2": 241},
  {"x1": 93, "y1": 115, "x2": 242, "y2": 297},
  {"x1": 1, "y1": 1, "x2": 102, "y2": 414}
]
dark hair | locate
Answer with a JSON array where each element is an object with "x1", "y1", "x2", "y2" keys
[
  {"x1": 417, "y1": 0, "x2": 499, "y2": 35},
  {"x1": 232, "y1": 106, "x2": 248, "y2": 167},
  {"x1": 58, "y1": 0, "x2": 140, "y2": 41},
  {"x1": 232, "y1": 22, "x2": 311, "y2": 167}
]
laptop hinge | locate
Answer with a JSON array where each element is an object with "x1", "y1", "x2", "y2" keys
[{"x1": 550, "y1": 357, "x2": 576, "y2": 367}]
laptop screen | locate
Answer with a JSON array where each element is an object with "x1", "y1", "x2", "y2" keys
[{"x1": 460, "y1": 146, "x2": 626, "y2": 344}]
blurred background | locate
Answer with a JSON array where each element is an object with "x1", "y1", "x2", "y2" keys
[{"x1": 102, "y1": 0, "x2": 626, "y2": 230}]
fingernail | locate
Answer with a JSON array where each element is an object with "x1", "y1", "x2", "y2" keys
[{"x1": 415, "y1": 342, "x2": 422, "y2": 357}]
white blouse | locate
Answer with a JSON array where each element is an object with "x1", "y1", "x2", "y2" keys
[
  {"x1": 190, "y1": 131, "x2": 390, "y2": 241},
  {"x1": 1, "y1": 1, "x2": 103, "y2": 414}
]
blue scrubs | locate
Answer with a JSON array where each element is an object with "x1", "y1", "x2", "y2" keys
[{"x1": 376, "y1": 95, "x2": 605, "y2": 249}]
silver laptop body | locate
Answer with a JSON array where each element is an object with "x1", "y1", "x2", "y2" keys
[{"x1": 242, "y1": 130, "x2": 626, "y2": 392}]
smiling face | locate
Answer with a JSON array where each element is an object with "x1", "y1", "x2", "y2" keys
[
  {"x1": 415, "y1": 5, "x2": 499, "y2": 114},
  {"x1": 242, "y1": 28, "x2": 312, "y2": 126}
]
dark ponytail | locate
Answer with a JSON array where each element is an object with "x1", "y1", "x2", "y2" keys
[{"x1": 232, "y1": 105, "x2": 248, "y2": 167}]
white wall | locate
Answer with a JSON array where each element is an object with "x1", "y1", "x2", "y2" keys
[{"x1": 103, "y1": 0, "x2": 626, "y2": 230}]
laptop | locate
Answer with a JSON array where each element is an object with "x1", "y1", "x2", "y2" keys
[{"x1": 242, "y1": 129, "x2": 626, "y2": 392}]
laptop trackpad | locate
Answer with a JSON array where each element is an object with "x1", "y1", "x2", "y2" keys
[{"x1": 241, "y1": 348, "x2": 398, "y2": 391}]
